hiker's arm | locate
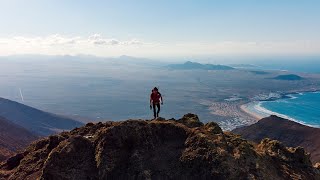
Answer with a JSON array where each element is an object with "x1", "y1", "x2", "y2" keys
[
  {"x1": 149, "y1": 95, "x2": 153, "y2": 109},
  {"x1": 161, "y1": 95, "x2": 163, "y2": 104}
]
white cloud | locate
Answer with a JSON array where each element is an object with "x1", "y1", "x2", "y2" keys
[
  {"x1": 10, "y1": 34, "x2": 80, "y2": 46},
  {"x1": 88, "y1": 34, "x2": 120, "y2": 45},
  {"x1": 0, "y1": 34, "x2": 146, "y2": 48},
  {"x1": 87, "y1": 34, "x2": 143, "y2": 46},
  {"x1": 0, "y1": 34, "x2": 319, "y2": 57},
  {"x1": 0, "y1": 34, "x2": 148, "y2": 56}
]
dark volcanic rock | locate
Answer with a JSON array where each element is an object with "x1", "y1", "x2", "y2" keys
[
  {"x1": 232, "y1": 115, "x2": 320, "y2": 164},
  {"x1": 41, "y1": 136, "x2": 98, "y2": 180},
  {"x1": 177, "y1": 113, "x2": 204, "y2": 128},
  {"x1": 0, "y1": 114, "x2": 319, "y2": 180}
]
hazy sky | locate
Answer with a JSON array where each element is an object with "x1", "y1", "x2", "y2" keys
[{"x1": 0, "y1": 0, "x2": 319, "y2": 58}]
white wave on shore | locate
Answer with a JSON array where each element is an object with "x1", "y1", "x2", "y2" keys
[
  {"x1": 246, "y1": 101, "x2": 319, "y2": 128},
  {"x1": 255, "y1": 102, "x2": 296, "y2": 121},
  {"x1": 286, "y1": 94, "x2": 298, "y2": 99}
]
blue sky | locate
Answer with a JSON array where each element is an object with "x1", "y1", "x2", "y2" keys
[{"x1": 0, "y1": 0, "x2": 319, "y2": 58}]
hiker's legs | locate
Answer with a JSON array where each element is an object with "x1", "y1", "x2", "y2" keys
[
  {"x1": 156, "y1": 103, "x2": 160, "y2": 117},
  {"x1": 152, "y1": 103, "x2": 161, "y2": 118},
  {"x1": 153, "y1": 103, "x2": 157, "y2": 118}
]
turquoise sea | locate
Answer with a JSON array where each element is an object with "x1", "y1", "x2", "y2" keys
[{"x1": 259, "y1": 92, "x2": 320, "y2": 127}]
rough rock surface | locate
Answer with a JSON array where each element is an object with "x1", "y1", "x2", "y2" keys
[
  {"x1": 232, "y1": 115, "x2": 320, "y2": 164},
  {"x1": 0, "y1": 114, "x2": 319, "y2": 180}
]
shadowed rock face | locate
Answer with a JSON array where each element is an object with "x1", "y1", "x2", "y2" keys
[
  {"x1": 232, "y1": 115, "x2": 320, "y2": 164},
  {"x1": 0, "y1": 116, "x2": 37, "y2": 162},
  {"x1": 0, "y1": 114, "x2": 319, "y2": 180}
]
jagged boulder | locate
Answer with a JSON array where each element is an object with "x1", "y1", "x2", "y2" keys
[
  {"x1": 258, "y1": 138, "x2": 312, "y2": 165},
  {"x1": 4, "y1": 153, "x2": 24, "y2": 170},
  {"x1": 204, "y1": 122, "x2": 223, "y2": 134},
  {"x1": 41, "y1": 136, "x2": 98, "y2": 180},
  {"x1": 177, "y1": 113, "x2": 203, "y2": 128},
  {"x1": 0, "y1": 114, "x2": 319, "y2": 180},
  {"x1": 0, "y1": 134, "x2": 67, "y2": 179}
]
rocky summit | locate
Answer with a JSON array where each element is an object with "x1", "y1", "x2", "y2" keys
[{"x1": 0, "y1": 113, "x2": 319, "y2": 180}]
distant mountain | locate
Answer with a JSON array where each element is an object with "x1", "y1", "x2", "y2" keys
[
  {"x1": 0, "y1": 116, "x2": 37, "y2": 161},
  {"x1": 232, "y1": 115, "x2": 320, "y2": 164},
  {"x1": 0, "y1": 54, "x2": 166, "y2": 67},
  {"x1": 248, "y1": 70, "x2": 271, "y2": 75},
  {"x1": 0, "y1": 98, "x2": 83, "y2": 136},
  {"x1": 272, "y1": 74, "x2": 304, "y2": 80},
  {"x1": 229, "y1": 64, "x2": 259, "y2": 69},
  {"x1": 168, "y1": 61, "x2": 234, "y2": 70}
]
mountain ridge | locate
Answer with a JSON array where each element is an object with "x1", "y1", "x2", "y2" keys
[
  {"x1": 0, "y1": 98, "x2": 83, "y2": 136},
  {"x1": 168, "y1": 61, "x2": 234, "y2": 70},
  {"x1": 1, "y1": 114, "x2": 319, "y2": 179}
]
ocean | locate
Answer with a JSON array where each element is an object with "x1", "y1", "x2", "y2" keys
[{"x1": 253, "y1": 92, "x2": 320, "y2": 127}]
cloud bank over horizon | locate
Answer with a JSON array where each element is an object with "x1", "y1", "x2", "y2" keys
[{"x1": 0, "y1": 34, "x2": 319, "y2": 58}]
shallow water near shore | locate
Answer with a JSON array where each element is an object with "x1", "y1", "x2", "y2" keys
[{"x1": 252, "y1": 92, "x2": 320, "y2": 127}]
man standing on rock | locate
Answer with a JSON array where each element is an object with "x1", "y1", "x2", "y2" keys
[{"x1": 150, "y1": 87, "x2": 163, "y2": 119}]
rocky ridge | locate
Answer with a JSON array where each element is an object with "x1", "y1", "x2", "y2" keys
[
  {"x1": 232, "y1": 115, "x2": 320, "y2": 164},
  {"x1": 0, "y1": 114, "x2": 319, "y2": 180}
]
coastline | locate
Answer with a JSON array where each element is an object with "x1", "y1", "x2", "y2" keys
[
  {"x1": 240, "y1": 103, "x2": 265, "y2": 120},
  {"x1": 209, "y1": 90, "x2": 319, "y2": 131},
  {"x1": 239, "y1": 90, "x2": 320, "y2": 128},
  {"x1": 264, "y1": 89, "x2": 320, "y2": 102}
]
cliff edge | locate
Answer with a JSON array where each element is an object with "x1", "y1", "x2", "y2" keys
[{"x1": 0, "y1": 114, "x2": 319, "y2": 180}]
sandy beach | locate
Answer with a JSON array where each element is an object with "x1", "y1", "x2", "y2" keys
[{"x1": 240, "y1": 103, "x2": 265, "y2": 120}]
